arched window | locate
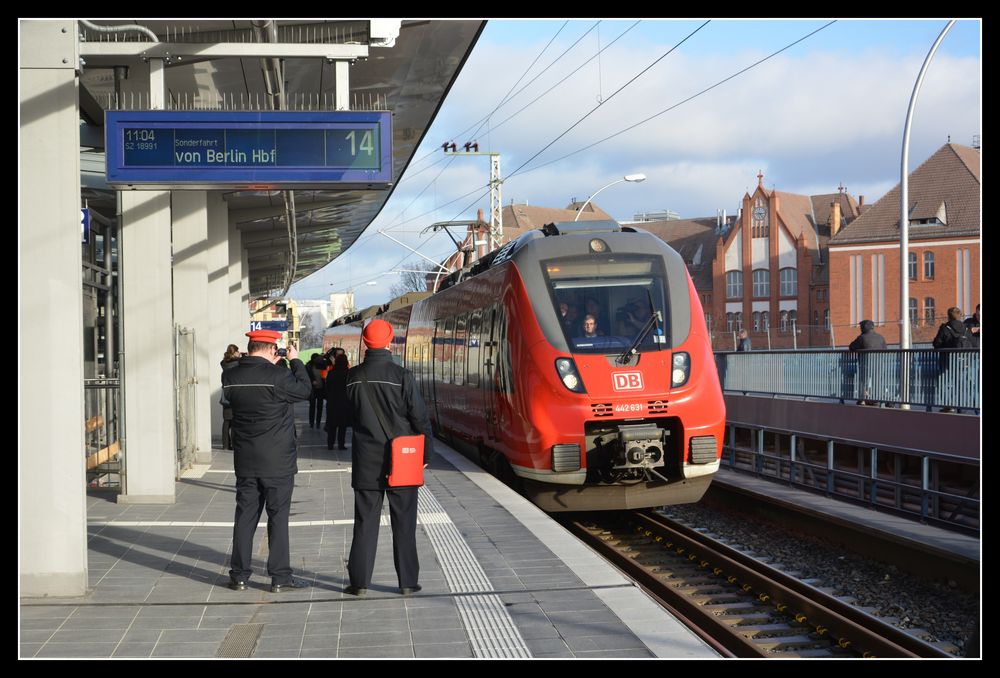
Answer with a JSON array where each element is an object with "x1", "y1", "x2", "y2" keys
[
  {"x1": 726, "y1": 271, "x2": 743, "y2": 299},
  {"x1": 762, "y1": 311, "x2": 769, "y2": 331},
  {"x1": 909, "y1": 298, "x2": 918, "y2": 324},
  {"x1": 814, "y1": 311, "x2": 819, "y2": 327},
  {"x1": 924, "y1": 251, "x2": 935, "y2": 280},
  {"x1": 726, "y1": 313, "x2": 734, "y2": 332},
  {"x1": 924, "y1": 298, "x2": 936, "y2": 326},
  {"x1": 779, "y1": 310, "x2": 789, "y2": 332},
  {"x1": 752, "y1": 311, "x2": 761, "y2": 332},
  {"x1": 779, "y1": 268, "x2": 797, "y2": 296},
  {"x1": 752, "y1": 269, "x2": 770, "y2": 297},
  {"x1": 908, "y1": 253, "x2": 917, "y2": 280},
  {"x1": 735, "y1": 312, "x2": 743, "y2": 331},
  {"x1": 824, "y1": 309, "x2": 830, "y2": 330},
  {"x1": 789, "y1": 310, "x2": 797, "y2": 332}
]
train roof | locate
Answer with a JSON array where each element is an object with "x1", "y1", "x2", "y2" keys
[{"x1": 437, "y1": 220, "x2": 633, "y2": 291}]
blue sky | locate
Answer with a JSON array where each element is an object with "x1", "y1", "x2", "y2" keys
[{"x1": 290, "y1": 18, "x2": 980, "y2": 309}]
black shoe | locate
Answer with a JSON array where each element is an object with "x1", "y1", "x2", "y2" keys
[
  {"x1": 327, "y1": 445, "x2": 334, "y2": 450},
  {"x1": 270, "y1": 577, "x2": 310, "y2": 593},
  {"x1": 344, "y1": 585, "x2": 368, "y2": 597},
  {"x1": 338, "y1": 445, "x2": 348, "y2": 450},
  {"x1": 228, "y1": 579, "x2": 248, "y2": 591},
  {"x1": 400, "y1": 585, "x2": 422, "y2": 596}
]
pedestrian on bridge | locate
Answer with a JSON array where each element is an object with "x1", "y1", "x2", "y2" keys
[{"x1": 849, "y1": 320, "x2": 887, "y2": 405}]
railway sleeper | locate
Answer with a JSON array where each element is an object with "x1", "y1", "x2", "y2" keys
[
  {"x1": 687, "y1": 592, "x2": 746, "y2": 603},
  {"x1": 716, "y1": 613, "x2": 775, "y2": 625},
  {"x1": 745, "y1": 624, "x2": 814, "y2": 636},
  {"x1": 776, "y1": 648, "x2": 847, "y2": 658},
  {"x1": 753, "y1": 636, "x2": 828, "y2": 650},
  {"x1": 702, "y1": 602, "x2": 760, "y2": 611}
]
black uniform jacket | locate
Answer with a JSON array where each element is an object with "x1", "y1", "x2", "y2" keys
[
  {"x1": 849, "y1": 330, "x2": 888, "y2": 350},
  {"x1": 345, "y1": 349, "x2": 434, "y2": 490},
  {"x1": 222, "y1": 355, "x2": 312, "y2": 477}
]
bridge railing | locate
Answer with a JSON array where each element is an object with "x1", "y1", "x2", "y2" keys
[{"x1": 715, "y1": 349, "x2": 979, "y2": 411}]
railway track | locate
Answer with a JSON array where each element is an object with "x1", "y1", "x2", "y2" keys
[{"x1": 562, "y1": 510, "x2": 953, "y2": 658}]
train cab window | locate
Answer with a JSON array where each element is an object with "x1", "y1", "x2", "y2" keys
[{"x1": 544, "y1": 254, "x2": 669, "y2": 354}]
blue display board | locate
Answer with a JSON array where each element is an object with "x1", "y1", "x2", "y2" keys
[
  {"x1": 249, "y1": 320, "x2": 289, "y2": 332},
  {"x1": 105, "y1": 111, "x2": 392, "y2": 189}
]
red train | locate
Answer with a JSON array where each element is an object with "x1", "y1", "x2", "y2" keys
[{"x1": 324, "y1": 220, "x2": 726, "y2": 511}]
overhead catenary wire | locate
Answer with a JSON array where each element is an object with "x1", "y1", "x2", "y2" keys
[
  {"x1": 298, "y1": 21, "x2": 839, "y2": 301},
  {"x1": 517, "y1": 20, "x2": 839, "y2": 177}
]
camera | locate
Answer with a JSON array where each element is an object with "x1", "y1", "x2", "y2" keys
[{"x1": 277, "y1": 348, "x2": 288, "y2": 357}]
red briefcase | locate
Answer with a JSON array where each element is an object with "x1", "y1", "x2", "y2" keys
[
  {"x1": 359, "y1": 369, "x2": 425, "y2": 488},
  {"x1": 388, "y1": 434, "x2": 425, "y2": 488}
]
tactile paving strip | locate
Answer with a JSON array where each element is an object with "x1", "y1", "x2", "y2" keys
[{"x1": 417, "y1": 488, "x2": 531, "y2": 658}]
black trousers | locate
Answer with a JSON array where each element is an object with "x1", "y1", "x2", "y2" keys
[
  {"x1": 348, "y1": 487, "x2": 419, "y2": 589},
  {"x1": 230, "y1": 475, "x2": 295, "y2": 584},
  {"x1": 309, "y1": 392, "x2": 324, "y2": 427}
]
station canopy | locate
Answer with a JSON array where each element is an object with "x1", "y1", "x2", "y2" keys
[{"x1": 77, "y1": 19, "x2": 484, "y2": 298}]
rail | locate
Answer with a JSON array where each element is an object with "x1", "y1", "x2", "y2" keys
[{"x1": 715, "y1": 349, "x2": 979, "y2": 412}]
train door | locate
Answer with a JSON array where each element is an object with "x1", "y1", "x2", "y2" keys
[{"x1": 482, "y1": 305, "x2": 497, "y2": 441}]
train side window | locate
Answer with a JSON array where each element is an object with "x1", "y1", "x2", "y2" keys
[
  {"x1": 467, "y1": 310, "x2": 482, "y2": 388},
  {"x1": 434, "y1": 320, "x2": 447, "y2": 385},
  {"x1": 443, "y1": 317, "x2": 455, "y2": 384},
  {"x1": 454, "y1": 313, "x2": 467, "y2": 386}
]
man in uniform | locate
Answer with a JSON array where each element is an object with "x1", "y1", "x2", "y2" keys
[
  {"x1": 222, "y1": 329, "x2": 313, "y2": 592},
  {"x1": 344, "y1": 320, "x2": 434, "y2": 596}
]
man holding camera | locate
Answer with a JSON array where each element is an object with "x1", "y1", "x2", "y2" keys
[{"x1": 221, "y1": 329, "x2": 313, "y2": 592}]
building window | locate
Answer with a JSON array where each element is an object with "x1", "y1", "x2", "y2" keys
[
  {"x1": 735, "y1": 312, "x2": 743, "y2": 331},
  {"x1": 726, "y1": 313, "x2": 734, "y2": 332},
  {"x1": 726, "y1": 271, "x2": 743, "y2": 299},
  {"x1": 824, "y1": 309, "x2": 830, "y2": 330},
  {"x1": 909, "y1": 298, "x2": 918, "y2": 324},
  {"x1": 908, "y1": 252, "x2": 917, "y2": 280},
  {"x1": 705, "y1": 314, "x2": 712, "y2": 332},
  {"x1": 752, "y1": 269, "x2": 770, "y2": 298},
  {"x1": 762, "y1": 311, "x2": 769, "y2": 331},
  {"x1": 752, "y1": 312, "x2": 760, "y2": 332},
  {"x1": 780, "y1": 310, "x2": 788, "y2": 333},
  {"x1": 924, "y1": 298, "x2": 936, "y2": 326},
  {"x1": 789, "y1": 310, "x2": 797, "y2": 332},
  {"x1": 924, "y1": 251, "x2": 935, "y2": 280},
  {"x1": 813, "y1": 311, "x2": 819, "y2": 327},
  {"x1": 779, "y1": 268, "x2": 797, "y2": 296}
]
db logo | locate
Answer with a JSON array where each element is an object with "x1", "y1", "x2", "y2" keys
[
  {"x1": 613, "y1": 372, "x2": 644, "y2": 391},
  {"x1": 401, "y1": 447, "x2": 417, "y2": 454}
]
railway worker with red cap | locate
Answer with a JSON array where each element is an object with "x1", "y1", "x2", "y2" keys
[
  {"x1": 344, "y1": 319, "x2": 434, "y2": 596},
  {"x1": 221, "y1": 329, "x2": 313, "y2": 592}
]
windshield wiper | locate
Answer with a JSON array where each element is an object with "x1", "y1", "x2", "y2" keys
[
  {"x1": 616, "y1": 290, "x2": 664, "y2": 365},
  {"x1": 616, "y1": 310, "x2": 661, "y2": 365}
]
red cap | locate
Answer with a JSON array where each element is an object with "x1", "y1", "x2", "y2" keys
[
  {"x1": 362, "y1": 319, "x2": 393, "y2": 349},
  {"x1": 245, "y1": 329, "x2": 282, "y2": 344}
]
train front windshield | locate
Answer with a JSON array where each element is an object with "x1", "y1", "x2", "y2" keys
[{"x1": 542, "y1": 255, "x2": 670, "y2": 354}]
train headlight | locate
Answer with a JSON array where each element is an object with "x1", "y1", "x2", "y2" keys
[
  {"x1": 671, "y1": 352, "x2": 690, "y2": 388},
  {"x1": 555, "y1": 358, "x2": 586, "y2": 393}
]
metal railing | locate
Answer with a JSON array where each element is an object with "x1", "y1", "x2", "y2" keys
[
  {"x1": 721, "y1": 424, "x2": 979, "y2": 532},
  {"x1": 84, "y1": 378, "x2": 122, "y2": 489},
  {"x1": 716, "y1": 349, "x2": 979, "y2": 411}
]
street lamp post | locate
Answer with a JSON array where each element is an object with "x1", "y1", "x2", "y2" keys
[{"x1": 573, "y1": 173, "x2": 646, "y2": 222}]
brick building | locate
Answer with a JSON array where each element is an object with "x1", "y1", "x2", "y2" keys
[
  {"x1": 640, "y1": 174, "x2": 861, "y2": 350},
  {"x1": 827, "y1": 143, "x2": 980, "y2": 346}
]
